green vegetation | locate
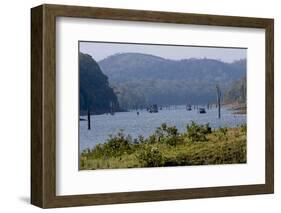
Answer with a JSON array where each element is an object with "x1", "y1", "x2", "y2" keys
[
  {"x1": 79, "y1": 53, "x2": 119, "y2": 114},
  {"x1": 224, "y1": 76, "x2": 246, "y2": 104},
  {"x1": 99, "y1": 53, "x2": 246, "y2": 108},
  {"x1": 80, "y1": 122, "x2": 246, "y2": 170},
  {"x1": 79, "y1": 52, "x2": 247, "y2": 112},
  {"x1": 186, "y1": 122, "x2": 211, "y2": 142},
  {"x1": 223, "y1": 76, "x2": 247, "y2": 114}
]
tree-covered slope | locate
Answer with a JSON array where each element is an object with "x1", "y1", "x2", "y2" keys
[
  {"x1": 98, "y1": 53, "x2": 246, "y2": 108},
  {"x1": 99, "y1": 53, "x2": 245, "y2": 83},
  {"x1": 79, "y1": 53, "x2": 118, "y2": 114},
  {"x1": 224, "y1": 76, "x2": 247, "y2": 104}
]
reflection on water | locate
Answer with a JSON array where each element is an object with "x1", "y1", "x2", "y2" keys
[{"x1": 79, "y1": 106, "x2": 246, "y2": 151}]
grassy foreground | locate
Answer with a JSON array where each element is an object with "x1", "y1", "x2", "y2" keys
[{"x1": 80, "y1": 122, "x2": 246, "y2": 170}]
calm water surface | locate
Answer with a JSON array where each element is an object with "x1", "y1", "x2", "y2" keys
[{"x1": 79, "y1": 106, "x2": 246, "y2": 151}]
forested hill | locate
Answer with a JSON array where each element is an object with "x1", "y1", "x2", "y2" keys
[
  {"x1": 79, "y1": 53, "x2": 119, "y2": 115},
  {"x1": 224, "y1": 76, "x2": 246, "y2": 104},
  {"x1": 99, "y1": 53, "x2": 246, "y2": 108},
  {"x1": 99, "y1": 53, "x2": 246, "y2": 84}
]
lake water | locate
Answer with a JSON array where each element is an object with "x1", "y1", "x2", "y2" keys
[{"x1": 79, "y1": 106, "x2": 246, "y2": 151}]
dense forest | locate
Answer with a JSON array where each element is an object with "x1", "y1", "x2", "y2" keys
[
  {"x1": 79, "y1": 52, "x2": 247, "y2": 114},
  {"x1": 79, "y1": 53, "x2": 119, "y2": 115},
  {"x1": 224, "y1": 76, "x2": 246, "y2": 104},
  {"x1": 99, "y1": 53, "x2": 247, "y2": 109}
]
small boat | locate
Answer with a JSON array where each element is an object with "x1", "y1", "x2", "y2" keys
[
  {"x1": 198, "y1": 108, "x2": 206, "y2": 114},
  {"x1": 149, "y1": 104, "x2": 158, "y2": 113},
  {"x1": 186, "y1": 105, "x2": 192, "y2": 111}
]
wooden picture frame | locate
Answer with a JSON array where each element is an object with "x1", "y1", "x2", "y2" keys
[{"x1": 31, "y1": 4, "x2": 274, "y2": 208}]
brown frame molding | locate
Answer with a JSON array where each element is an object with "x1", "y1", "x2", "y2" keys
[{"x1": 31, "y1": 4, "x2": 274, "y2": 208}]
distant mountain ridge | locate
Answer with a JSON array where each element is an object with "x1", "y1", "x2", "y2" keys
[
  {"x1": 99, "y1": 52, "x2": 246, "y2": 84},
  {"x1": 98, "y1": 53, "x2": 246, "y2": 108}
]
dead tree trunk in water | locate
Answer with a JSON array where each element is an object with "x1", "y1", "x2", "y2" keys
[
  {"x1": 87, "y1": 108, "x2": 91, "y2": 130},
  {"x1": 216, "y1": 85, "x2": 221, "y2": 119}
]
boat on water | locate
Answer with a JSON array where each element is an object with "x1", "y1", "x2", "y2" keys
[
  {"x1": 149, "y1": 104, "x2": 158, "y2": 113},
  {"x1": 198, "y1": 108, "x2": 206, "y2": 114},
  {"x1": 186, "y1": 105, "x2": 192, "y2": 111}
]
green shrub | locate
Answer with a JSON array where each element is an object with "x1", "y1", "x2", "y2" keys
[
  {"x1": 146, "y1": 134, "x2": 157, "y2": 144},
  {"x1": 240, "y1": 124, "x2": 247, "y2": 133},
  {"x1": 83, "y1": 130, "x2": 134, "y2": 159},
  {"x1": 153, "y1": 123, "x2": 183, "y2": 146},
  {"x1": 102, "y1": 131, "x2": 134, "y2": 157},
  {"x1": 80, "y1": 124, "x2": 247, "y2": 170},
  {"x1": 186, "y1": 121, "x2": 212, "y2": 142},
  {"x1": 138, "y1": 145, "x2": 164, "y2": 167},
  {"x1": 135, "y1": 135, "x2": 145, "y2": 144},
  {"x1": 216, "y1": 127, "x2": 228, "y2": 141}
]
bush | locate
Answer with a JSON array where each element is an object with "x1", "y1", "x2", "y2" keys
[
  {"x1": 102, "y1": 130, "x2": 134, "y2": 157},
  {"x1": 146, "y1": 134, "x2": 157, "y2": 144},
  {"x1": 186, "y1": 121, "x2": 212, "y2": 142},
  {"x1": 135, "y1": 135, "x2": 145, "y2": 144},
  {"x1": 153, "y1": 123, "x2": 183, "y2": 146},
  {"x1": 216, "y1": 127, "x2": 228, "y2": 141},
  {"x1": 138, "y1": 145, "x2": 164, "y2": 167},
  {"x1": 240, "y1": 124, "x2": 247, "y2": 133},
  {"x1": 83, "y1": 130, "x2": 134, "y2": 159},
  {"x1": 80, "y1": 124, "x2": 247, "y2": 170}
]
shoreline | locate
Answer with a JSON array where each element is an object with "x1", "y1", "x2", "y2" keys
[
  {"x1": 80, "y1": 123, "x2": 247, "y2": 170},
  {"x1": 224, "y1": 103, "x2": 246, "y2": 114}
]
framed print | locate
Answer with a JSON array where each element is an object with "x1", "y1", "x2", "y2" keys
[{"x1": 31, "y1": 4, "x2": 274, "y2": 208}]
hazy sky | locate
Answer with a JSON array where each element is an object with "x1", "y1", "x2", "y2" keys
[{"x1": 79, "y1": 41, "x2": 246, "y2": 63}]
